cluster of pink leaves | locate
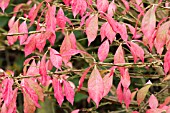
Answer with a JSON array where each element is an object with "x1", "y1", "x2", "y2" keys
[{"x1": 2, "y1": 0, "x2": 170, "y2": 112}]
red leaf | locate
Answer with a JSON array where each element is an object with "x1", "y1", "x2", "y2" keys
[
  {"x1": 155, "y1": 21, "x2": 170, "y2": 55},
  {"x1": 24, "y1": 34, "x2": 36, "y2": 56},
  {"x1": 71, "y1": 0, "x2": 87, "y2": 17},
  {"x1": 123, "y1": 88, "x2": 131, "y2": 108},
  {"x1": 86, "y1": 14, "x2": 98, "y2": 46},
  {"x1": 164, "y1": 50, "x2": 170, "y2": 74},
  {"x1": 98, "y1": 39, "x2": 110, "y2": 62},
  {"x1": 107, "y1": 1, "x2": 116, "y2": 17},
  {"x1": 78, "y1": 65, "x2": 94, "y2": 91},
  {"x1": 50, "y1": 48, "x2": 62, "y2": 69},
  {"x1": 141, "y1": 6, "x2": 156, "y2": 44},
  {"x1": 8, "y1": 16, "x2": 16, "y2": 28},
  {"x1": 114, "y1": 45, "x2": 125, "y2": 75},
  {"x1": 116, "y1": 81, "x2": 123, "y2": 103},
  {"x1": 137, "y1": 84, "x2": 151, "y2": 105},
  {"x1": 121, "y1": 69, "x2": 130, "y2": 89},
  {"x1": 88, "y1": 66, "x2": 104, "y2": 107},
  {"x1": 117, "y1": 23, "x2": 128, "y2": 41},
  {"x1": 121, "y1": 0, "x2": 130, "y2": 11},
  {"x1": 128, "y1": 41, "x2": 144, "y2": 63},
  {"x1": 52, "y1": 77, "x2": 64, "y2": 106},
  {"x1": 0, "y1": 0, "x2": 10, "y2": 12},
  {"x1": 149, "y1": 94, "x2": 158, "y2": 109},
  {"x1": 7, "y1": 20, "x2": 19, "y2": 45},
  {"x1": 19, "y1": 21, "x2": 28, "y2": 45},
  {"x1": 102, "y1": 73, "x2": 113, "y2": 97},
  {"x1": 26, "y1": 59, "x2": 39, "y2": 76},
  {"x1": 63, "y1": 80, "x2": 75, "y2": 105},
  {"x1": 97, "y1": 0, "x2": 109, "y2": 13}
]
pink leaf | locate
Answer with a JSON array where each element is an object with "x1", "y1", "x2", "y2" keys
[
  {"x1": 21, "y1": 79, "x2": 41, "y2": 108},
  {"x1": 60, "y1": 33, "x2": 77, "y2": 64},
  {"x1": 71, "y1": 109, "x2": 80, "y2": 113},
  {"x1": 116, "y1": 81, "x2": 123, "y2": 103},
  {"x1": 78, "y1": 65, "x2": 94, "y2": 91},
  {"x1": 137, "y1": 84, "x2": 151, "y2": 105},
  {"x1": 88, "y1": 66, "x2": 104, "y2": 107},
  {"x1": 164, "y1": 50, "x2": 170, "y2": 75},
  {"x1": 39, "y1": 53, "x2": 48, "y2": 86},
  {"x1": 114, "y1": 45, "x2": 125, "y2": 75},
  {"x1": 63, "y1": 80, "x2": 75, "y2": 105},
  {"x1": 36, "y1": 33, "x2": 46, "y2": 52},
  {"x1": 80, "y1": 12, "x2": 90, "y2": 27},
  {"x1": 128, "y1": 41, "x2": 144, "y2": 63},
  {"x1": 100, "y1": 22, "x2": 107, "y2": 41},
  {"x1": 117, "y1": 23, "x2": 128, "y2": 41},
  {"x1": 155, "y1": 21, "x2": 170, "y2": 55},
  {"x1": 121, "y1": 69, "x2": 130, "y2": 89},
  {"x1": 29, "y1": 2, "x2": 43, "y2": 27},
  {"x1": 98, "y1": 39, "x2": 110, "y2": 62},
  {"x1": 50, "y1": 48, "x2": 62, "y2": 69},
  {"x1": 107, "y1": 1, "x2": 117, "y2": 17},
  {"x1": 71, "y1": 0, "x2": 87, "y2": 18},
  {"x1": 63, "y1": 0, "x2": 71, "y2": 6},
  {"x1": 2, "y1": 78, "x2": 14, "y2": 107},
  {"x1": 19, "y1": 21, "x2": 28, "y2": 45},
  {"x1": 141, "y1": 6, "x2": 156, "y2": 45},
  {"x1": 126, "y1": 24, "x2": 142, "y2": 39},
  {"x1": 0, "y1": 0, "x2": 10, "y2": 12},
  {"x1": 7, "y1": 20, "x2": 19, "y2": 45},
  {"x1": 8, "y1": 16, "x2": 16, "y2": 28},
  {"x1": 102, "y1": 73, "x2": 113, "y2": 97},
  {"x1": 26, "y1": 59, "x2": 39, "y2": 76},
  {"x1": 149, "y1": 94, "x2": 158, "y2": 109},
  {"x1": 123, "y1": 88, "x2": 131, "y2": 108},
  {"x1": 86, "y1": 14, "x2": 98, "y2": 46},
  {"x1": 121, "y1": 0, "x2": 130, "y2": 11},
  {"x1": 24, "y1": 34, "x2": 36, "y2": 56},
  {"x1": 97, "y1": 0, "x2": 109, "y2": 13},
  {"x1": 52, "y1": 77, "x2": 64, "y2": 106}
]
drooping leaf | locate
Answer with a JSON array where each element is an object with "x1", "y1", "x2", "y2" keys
[
  {"x1": 137, "y1": 84, "x2": 151, "y2": 105},
  {"x1": 60, "y1": 33, "x2": 77, "y2": 64},
  {"x1": 50, "y1": 48, "x2": 62, "y2": 69},
  {"x1": 86, "y1": 14, "x2": 98, "y2": 46},
  {"x1": 88, "y1": 66, "x2": 104, "y2": 107},
  {"x1": 71, "y1": 0, "x2": 87, "y2": 18},
  {"x1": 155, "y1": 21, "x2": 170, "y2": 55},
  {"x1": 121, "y1": 69, "x2": 130, "y2": 89},
  {"x1": 0, "y1": 0, "x2": 10, "y2": 12},
  {"x1": 114, "y1": 45, "x2": 125, "y2": 75},
  {"x1": 39, "y1": 53, "x2": 48, "y2": 86},
  {"x1": 164, "y1": 50, "x2": 170, "y2": 75},
  {"x1": 26, "y1": 79, "x2": 44, "y2": 102},
  {"x1": 52, "y1": 77, "x2": 64, "y2": 106},
  {"x1": 63, "y1": 0, "x2": 71, "y2": 6},
  {"x1": 19, "y1": 21, "x2": 28, "y2": 45},
  {"x1": 21, "y1": 79, "x2": 41, "y2": 108},
  {"x1": 107, "y1": 1, "x2": 117, "y2": 17},
  {"x1": 117, "y1": 23, "x2": 128, "y2": 41},
  {"x1": 121, "y1": 0, "x2": 130, "y2": 11},
  {"x1": 63, "y1": 80, "x2": 75, "y2": 105},
  {"x1": 141, "y1": 6, "x2": 156, "y2": 46},
  {"x1": 7, "y1": 20, "x2": 19, "y2": 45},
  {"x1": 26, "y1": 59, "x2": 39, "y2": 76},
  {"x1": 71, "y1": 109, "x2": 80, "y2": 113},
  {"x1": 149, "y1": 94, "x2": 158, "y2": 109},
  {"x1": 102, "y1": 73, "x2": 113, "y2": 97},
  {"x1": 116, "y1": 81, "x2": 123, "y2": 103},
  {"x1": 97, "y1": 0, "x2": 109, "y2": 13},
  {"x1": 126, "y1": 24, "x2": 142, "y2": 39},
  {"x1": 128, "y1": 41, "x2": 144, "y2": 63},
  {"x1": 78, "y1": 65, "x2": 94, "y2": 91},
  {"x1": 98, "y1": 39, "x2": 110, "y2": 62},
  {"x1": 36, "y1": 32, "x2": 46, "y2": 52},
  {"x1": 23, "y1": 89, "x2": 36, "y2": 113},
  {"x1": 123, "y1": 88, "x2": 131, "y2": 108},
  {"x1": 24, "y1": 34, "x2": 36, "y2": 56}
]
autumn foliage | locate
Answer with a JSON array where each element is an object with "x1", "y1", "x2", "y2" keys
[{"x1": 0, "y1": 0, "x2": 170, "y2": 112}]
